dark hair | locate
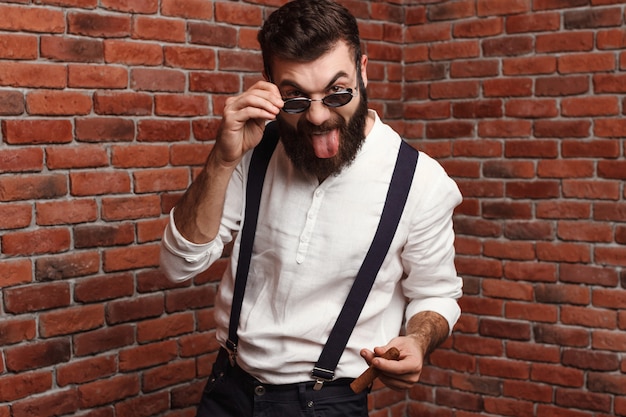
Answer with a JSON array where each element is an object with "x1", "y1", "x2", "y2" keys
[{"x1": 257, "y1": 0, "x2": 362, "y2": 80}]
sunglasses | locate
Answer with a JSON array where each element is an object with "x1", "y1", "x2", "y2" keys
[{"x1": 281, "y1": 87, "x2": 358, "y2": 114}]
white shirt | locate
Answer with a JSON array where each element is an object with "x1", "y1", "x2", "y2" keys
[{"x1": 160, "y1": 111, "x2": 463, "y2": 384}]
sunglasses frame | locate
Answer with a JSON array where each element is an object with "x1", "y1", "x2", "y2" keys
[{"x1": 281, "y1": 87, "x2": 358, "y2": 114}]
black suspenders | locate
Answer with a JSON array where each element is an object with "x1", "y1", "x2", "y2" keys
[{"x1": 226, "y1": 121, "x2": 419, "y2": 388}]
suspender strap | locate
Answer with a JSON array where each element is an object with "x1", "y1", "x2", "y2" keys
[
  {"x1": 226, "y1": 122, "x2": 279, "y2": 357},
  {"x1": 310, "y1": 140, "x2": 418, "y2": 387}
]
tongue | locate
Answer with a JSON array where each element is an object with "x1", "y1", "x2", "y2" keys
[{"x1": 311, "y1": 129, "x2": 340, "y2": 158}]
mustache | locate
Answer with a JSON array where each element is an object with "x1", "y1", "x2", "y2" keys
[{"x1": 296, "y1": 117, "x2": 344, "y2": 135}]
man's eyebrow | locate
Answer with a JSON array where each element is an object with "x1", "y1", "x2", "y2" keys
[{"x1": 278, "y1": 71, "x2": 351, "y2": 92}]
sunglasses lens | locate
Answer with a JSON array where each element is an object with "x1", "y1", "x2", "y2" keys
[
  {"x1": 282, "y1": 98, "x2": 310, "y2": 114},
  {"x1": 322, "y1": 90, "x2": 354, "y2": 107}
]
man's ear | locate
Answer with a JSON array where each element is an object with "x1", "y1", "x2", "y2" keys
[{"x1": 360, "y1": 55, "x2": 368, "y2": 88}]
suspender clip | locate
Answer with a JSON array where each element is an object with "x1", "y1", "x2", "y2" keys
[
  {"x1": 226, "y1": 339, "x2": 238, "y2": 366},
  {"x1": 311, "y1": 367, "x2": 334, "y2": 391}
]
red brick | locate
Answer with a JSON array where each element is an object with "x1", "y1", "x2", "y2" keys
[
  {"x1": 555, "y1": 388, "x2": 611, "y2": 413},
  {"x1": 536, "y1": 200, "x2": 591, "y2": 219},
  {"x1": 68, "y1": 64, "x2": 128, "y2": 88},
  {"x1": 531, "y1": 363, "x2": 584, "y2": 387},
  {"x1": 506, "y1": 341, "x2": 560, "y2": 363},
  {"x1": 137, "y1": 119, "x2": 190, "y2": 142},
  {"x1": 26, "y1": 90, "x2": 91, "y2": 116},
  {"x1": 73, "y1": 324, "x2": 135, "y2": 356},
  {"x1": 170, "y1": 143, "x2": 212, "y2": 166},
  {"x1": 503, "y1": 221, "x2": 555, "y2": 242},
  {"x1": 0, "y1": 259, "x2": 32, "y2": 288},
  {"x1": 155, "y1": 94, "x2": 208, "y2": 117},
  {"x1": 103, "y1": 244, "x2": 160, "y2": 271},
  {"x1": 458, "y1": 295, "x2": 503, "y2": 316},
  {"x1": 430, "y1": 80, "x2": 479, "y2": 99},
  {"x1": 100, "y1": 0, "x2": 157, "y2": 13},
  {"x1": 592, "y1": 330, "x2": 626, "y2": 352},
  {"x1": 564, "y1": 7, "x2": 623, "y2": 29},
  {"x1": 78, "y1": 374, "x2": 140, "y2": 408},
  {"x1": 483, "y1": 77, "x2": 533, "y2": 97},
  {"x1": 563, "y1": 349, "x2": 620, "y2": 372},
  {"x1": 70, "y1": 171, "x2": 131, "y2": 196},
  {"x1": 40, "y1": 304, "x2": 104, "y2": 337},
  {"x1": 94, "y1": 91, "x2": 152, "y2": 116},
  {"x1": 483, "y1": 35, "x2": 533, "y2": 56},
  {"x1": 0, "y1": 147, "x2": 43, "y2": 173},
  {"x1": 0, "y1": 317, "x2": 36, "y2": 345},
  {"x1": 74, "y1": 272, "x2": 135, "y2": 303},
  {"x1": 0, "y1": 371, "x2": 52, "y2": 402},
  {"x1": 142, "y1": 359, "x2": 196, "y2": 392},
  {"x1": 165, "y1": 286, "x2": 216, "y2": 313},
  {"x1": 0, "y1": 62, "x2": 66, "y2": 88},
  {"x1": 536, "y1": 31, "x2": 594, "y2": 53},
  {"x1": 2, "y1": 119, "x2": 72, "y2": 144},
  {"x1": 35, "y1": 199, "x2": 97, "y2": 225},
  {"x1": 35, "y1": 251, "x2": 100, "y2": 281},
  {"x1": 40, "y1": 35, "x2": 103, "y2": 63},
  {"x1": 46, "y1": 145, "x2": 108, "y2": 170},
  {"x1": 179, "y1": 331, "x2": 220, "y2": 358},
  {"x1": 561, "y1": 305, "x2": 617, "y2": 329},
  {"x1": 2, "y1": 228, "x2": 70, "y2": 256},
  {"x1": 164, "y1": 46, "x2": 216, "y2": 70},
  {"x1": 68, "y1": 11, "x2": 130, "y2": 37},
  {"x1": 189, "y1": 22, "x2": 238, "y2": 48},
  {"x1": 450, "y1": 372, "x2": 501, "y2": 396},
  {"x1": 484, "y1": 397, "x2": 535, "y2": 416},
  {"x1": 505, "y1": 98, "x2": 557, "y2": 117},
  {"x1": 5, "y1": 338, "x2": 71, "y2": 372},
  {"x1": 161, "y1": 0, "x2": 213, "y2": 20},
  {"x1": 137, "y1": 217, "x2": 168, "y2": 243},
  {"x1": 75, "y1": 117, "x2": 135, "y2": 142},
  {"x1": 3, "y1": 281, "x2": 70, "y2": 313},
  {"x1": 477, "y1": 0, "x2": 530, "y2": 16},
  {"x1": 560, "y1": 263, "x2": 618, "y2": 287},
  {"x1": 0, "y1": 90, "x2": 24, "y2": 115},
  {"x1": 131, "y1": 68, "x2": 185, "y2": 92},
  {"x1": 559, "y1": 52, "x2": 616, "y2": 74},
  {"x1": 112, "y1": 144, "x2": 169, "y2": 168},
  {"x1": 133, "y1": 168, "x2": 189, "y2": 193},
  {"x1": 100, "y1": 195, "x2": 160, "y2": 220},
  {"x1": 504, "y1": 56, "x2": 557, "y2": 76},
  {"x1": 454, "y1": 335, "x2": 504, "y2": 356},
  {"x1": 132, "y1": 15, "x2": 186, "y2": 43},
  {"x1": 114, "y1": 391, "x2": 170, "y2": 417},
  {"x1": 479, "y1": 357, "x2": 530, "y2": 379},
  {"x1": 557, "y1": 221, "x2": 613, "y2": 243},
  {"x1": 535, "y1": 283, "x2": 590, "y2": 305},
  {"x1": 136, "y1": 312, "x2": 195, "y2": 343},
  {"x1": 218, "y1": 50, "x2": 263, "y2": 72},
  {"x1": 119, "y1": 340, "x2": 178, "y2": 371},
  {"x1": 506, "y1": 12, "x2": 560, "y2": 33},
  {"x1": 594, "y1": 202, "x2": 626, "y2": 222},
  {"x1": 479, "y1": 317, "x2": 531, "y2": 340},
  {"x1": 536, "y1": 75, "x2": 589, "y2": 96},
  {"x1": 0, "y1": 33, "x2": 37, "y2": 59},
  {"x1": 56, "y1": 355, "x2": 117, "y2": 386},
  {"x1": 104, "y1": 39, "x2": 162, "y2": 65},
  {"x1": 0, "y1": 4, "x2": 64, "y2": 33},
  {"x1": 106, "y1": 294, "x2": 164, "y2": 324},
  {"x1": 505, "y1": 302, "x2": 558, "y2": 323},
  {"x1": 562, "y1": 139, "x2": 620, "y2": 158}
]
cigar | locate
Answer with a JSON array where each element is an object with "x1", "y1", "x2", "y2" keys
[{"x1": 350, "y1": 347, "x2": 400, "y2": 393}]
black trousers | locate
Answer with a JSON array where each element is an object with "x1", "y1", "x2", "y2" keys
[{"x1": 196, "y1": 349, "x2": 369, "y2": 417}]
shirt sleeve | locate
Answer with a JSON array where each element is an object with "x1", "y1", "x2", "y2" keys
[
  {"x1": 401, "y1": 153, "x2": 464, "y2": 333},
  {"x1": 159, "y1": 159, "x2": 247, "y2": 283}
]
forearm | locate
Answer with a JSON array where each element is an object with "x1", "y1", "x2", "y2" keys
[
  {"x1": 173, "y1": 150, "x2": 238, "y2": 244},
  {"x1": 406, "y1": 310, "x2": 450, "y2": 357}
]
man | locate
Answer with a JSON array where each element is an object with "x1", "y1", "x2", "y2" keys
[{"x1": 159, "y1": 0, "x2": 463, "y2": 416}]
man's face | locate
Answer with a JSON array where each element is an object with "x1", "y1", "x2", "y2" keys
[{"x1": 271, "y1": 41, "x2": 370, "y2": 180}]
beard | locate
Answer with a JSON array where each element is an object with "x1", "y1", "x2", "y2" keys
[{"x1": 276, "y1": 85, "x2": 369, "y2": 181}]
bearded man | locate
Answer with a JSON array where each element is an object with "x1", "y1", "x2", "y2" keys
[{"x1": 160, "y1": 1, "x2": 463, "y2": 416}]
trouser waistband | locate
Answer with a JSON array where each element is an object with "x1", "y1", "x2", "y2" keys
[{"x1": 216, "y1": 347, "x2": 356, "y2": 400}]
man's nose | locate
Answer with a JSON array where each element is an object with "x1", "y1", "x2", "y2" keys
[{"x1": 305, "y1": 100, "x2": 331, "y2": 126}]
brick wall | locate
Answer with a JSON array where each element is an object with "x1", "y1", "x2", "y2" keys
[{"x1": 0, "y1": 1, "x2": 624, "y2": 417}]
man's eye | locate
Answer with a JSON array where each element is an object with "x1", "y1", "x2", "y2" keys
[{"x1": 284, "y1": 90, "x2": 305, "y2": 98}]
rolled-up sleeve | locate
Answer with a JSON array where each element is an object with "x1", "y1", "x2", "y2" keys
[
  {"x1": 159, "y1": 209, "x2": 226, "y2": 283},
  {"x1": 401, "y1": 155, "x2": 463, "y2": 333}
]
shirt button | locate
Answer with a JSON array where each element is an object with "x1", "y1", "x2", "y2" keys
[{"x1": 255, "y1": 385, "x2": 265, "y2": 396}]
